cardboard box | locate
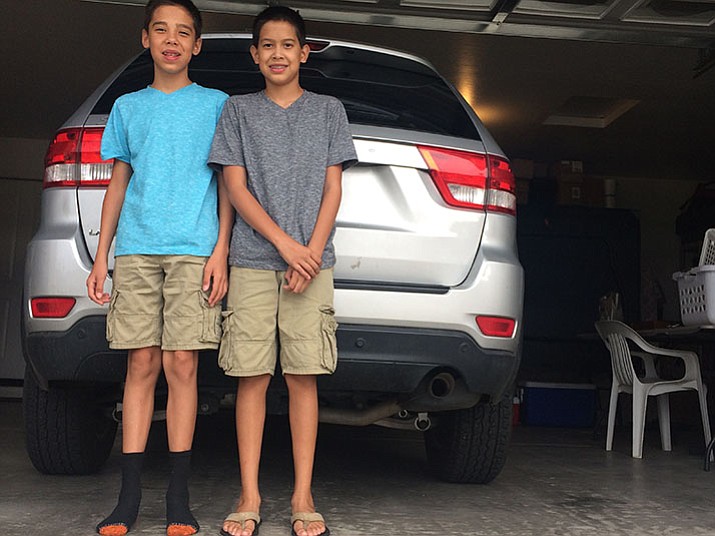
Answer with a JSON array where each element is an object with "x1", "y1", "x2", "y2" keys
[
  {"x1": 556, "y1": 175, "x2": 584, "y2": 205},
  {"x1": 556, "y1": 175, "x2": 604, "y2": 206},
  {"x1": 550, "y1": 160, "x2": 583, "y2": 178},
  {"x1": 521, "y1": 382, "x2": 596, "y2": 427}
]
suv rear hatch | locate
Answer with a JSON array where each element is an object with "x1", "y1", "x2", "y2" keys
[{"x1": 63, "y1": 37, "x2": 515, "y2": 288}]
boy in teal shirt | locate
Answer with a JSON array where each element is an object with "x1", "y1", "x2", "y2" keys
[{"x1": 86, "y1": 1, "x2": 231, "y2": 535}]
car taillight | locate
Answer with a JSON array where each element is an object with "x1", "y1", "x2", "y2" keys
[
  {"x1": 418, "y1": 145, "x2": 516, "y2": 215},
  {"x1": 43, "y1": 127, "x2": 113, "y2": 188},
  {"x1": 487, "y1": 155, "x2": 517, "y2": 215},
  {"x1": 30, "y1": 297, "x2": 76, "y2": 318},
  {"x1": 476, "y1": 315, "x2": 516, "y2": 338}
]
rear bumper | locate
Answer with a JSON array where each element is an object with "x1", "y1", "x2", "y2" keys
[
  {"x1": 328, "y1": 324, "x2": 520, "y2": 400},
  {"x1": 24, "y1": 316, "x2": 520, "y2": 403}
]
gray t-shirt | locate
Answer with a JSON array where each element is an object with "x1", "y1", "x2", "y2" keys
[{"x1": 209, "y1": 90, "x2": 358, "y2": 270}]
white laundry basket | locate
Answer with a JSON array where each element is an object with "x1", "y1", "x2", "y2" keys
[
  {"x1": 699, "y1": 228, "x2": 715, "y2": 266},
  {"x1": 673, "y1": 265, "x2": 715, "y2": 326}
]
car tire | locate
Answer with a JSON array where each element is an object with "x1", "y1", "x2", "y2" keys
[
  {"x1": 424, "y1": 392, "x2": 512, "y2": 484},
  {"x1": 22, "y1": 368, "x2": 118, "y2": 475}
]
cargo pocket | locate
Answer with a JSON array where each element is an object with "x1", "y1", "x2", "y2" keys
[
  {"x1": 199, "y1": 291, "x2": 222, "y2": 344},
  {"x1": 105, "y1": 290, "x2": 119, "y2": 342},
  {"x1": 217, "y1": 310, "x2": 234, "y2": 371},
  {"x1": 319, "y1": 306, "x2": 338, "y2": 373}
]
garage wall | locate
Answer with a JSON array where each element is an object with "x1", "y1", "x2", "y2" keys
[
  {"x1": 0, "y1": 138, "x2": 45, "y2": 382},
  {"x1": 0, "y1": 139, "x2": 47, "y2": 181},
  {"x1": 612, "y1": 176, "x2": 704, "y2": 322}
]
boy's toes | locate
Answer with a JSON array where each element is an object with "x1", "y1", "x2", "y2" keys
[
  {"x1": 307, "y1": 521, "x2": 327, "y2": 536},
  {"x1": 221, "y1": 521, "x2": 234, "y2": 536},
  {"x1": 222, "y1": 521, "x2": 247, "y2": 536},
  {"x1": 292, "y1": 521, "x2": 306, "y2": 536},
  {"x1": 240, "y1": 520, "x2": 257, "y2": 536}
]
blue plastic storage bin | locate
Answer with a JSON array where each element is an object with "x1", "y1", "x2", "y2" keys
[{"x1": 522, "y1": 382, "x2": 597, "y2": 427}]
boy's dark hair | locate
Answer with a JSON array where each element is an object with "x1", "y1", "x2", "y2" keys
[
  {"x1": 252, "y1": 6, "x2": 306, "y2": 47},
  {"x1": 144, "y1": 0, "x2": 203, "y2": 38}
]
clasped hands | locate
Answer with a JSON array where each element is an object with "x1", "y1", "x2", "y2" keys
[{"x1": 278, "y1": 239, "x2": 322, "y2": 294}]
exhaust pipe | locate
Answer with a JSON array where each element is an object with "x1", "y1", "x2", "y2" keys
[
  {"x1": 319, "y1": 400, "x2": 402, "y2": 426},
  {"x1": 313, "y1": 373, "x2": 457, "y2": 427},
  {"x1": 428, "y1": 372, "x2": 456, "y2": 399}
]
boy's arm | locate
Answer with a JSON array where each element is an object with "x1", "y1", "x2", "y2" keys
[
  {"x1": 222, "y1": 165, "x2": 321, "y2": 280},
  {"x1": 86, "y1": 160, "x2": 132, "y2": 305},
  {"x1": 284, "y1": 164, "x2": 343, "y2": 293},
  {"x1": 203, "y1": 172, "x2": 233, "y2": 306},
  {"x1": 308, "y1": 164, "x2": 343, "y2": 262}
]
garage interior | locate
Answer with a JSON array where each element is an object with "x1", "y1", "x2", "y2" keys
[{"x1": 2, "y1": 1, "x2": 715, "y2": 534}]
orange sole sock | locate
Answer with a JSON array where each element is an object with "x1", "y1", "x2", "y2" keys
[
  {"x1": 166, "y1": 523, "x2": 199, "y2": 536},
  {"x1": 97, "y1": 524, "x2": 129, "y2": 536}
]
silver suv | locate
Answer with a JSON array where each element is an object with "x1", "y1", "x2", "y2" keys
[{"x1": 23, "y1": 35, "x2": 524, "y2": 483}]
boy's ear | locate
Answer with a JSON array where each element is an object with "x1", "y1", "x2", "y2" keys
[
  {"x1": 141, "y1": 29, "x2": 150, "y2": 50},
  {"x1": 192, "y1": 37, "x2": 202, "y2": 56},
  {"x1": 300, "y1": 44, "x2": 310, "y2": 64},
  {"x1": 250, "y1": 44, "x2": 259, "y2": 64}
]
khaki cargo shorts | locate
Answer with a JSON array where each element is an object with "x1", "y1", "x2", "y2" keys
[
  {"x1": 219, "y1": 267, "x2": 337, "y2": 377},
  {"x1": 106, "y1": 255, "x2": 222, "y2": 351}
]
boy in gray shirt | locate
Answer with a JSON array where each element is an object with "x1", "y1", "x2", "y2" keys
[{"x1": 208, "y1": 6, "x2": 356, "y2": 536}]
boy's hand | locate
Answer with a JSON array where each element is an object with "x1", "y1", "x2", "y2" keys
[
  {"x1": 203, "y1": 253, "x2": 229, "y2": 307},
  {"x1": 276, "y1": 238, "x2": 321, "y2": 280},
  {"x1": 283, "y1": 267, "x2": 312, "y2": 294},
  {"x1": 86, "y1": 262, "x2": 111, "y2": 305}
]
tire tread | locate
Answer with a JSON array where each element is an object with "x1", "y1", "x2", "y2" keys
[
  {"x1": 23, "y1": 369, "x2": 117, "y2": 475},
  {"x1": 425, "y1": 392, "x2": 512, "y2": 484}
]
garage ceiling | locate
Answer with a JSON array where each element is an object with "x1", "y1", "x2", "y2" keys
[
  {"x1": 3, "y1": 1, "x2": 715, "y2": 181},
  {"x1": 93, "y1": 0, "x2": 715, "y2": 48}
]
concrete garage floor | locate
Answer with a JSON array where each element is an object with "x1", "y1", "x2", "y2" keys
[{"x1": 2, "y1": 398, "x2": 715, "y2": 536}]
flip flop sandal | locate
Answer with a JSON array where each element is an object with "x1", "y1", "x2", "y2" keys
[
  {"x1": 290, "y1": 512, "x2": 330, "y2": 536},
  {"x1": 220, "y1": 511, "x2": 261, "y2": 536}
]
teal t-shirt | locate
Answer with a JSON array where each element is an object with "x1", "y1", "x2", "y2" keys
[{"x1": 101, "y1": 83, "x2": 228, "y2": 256}]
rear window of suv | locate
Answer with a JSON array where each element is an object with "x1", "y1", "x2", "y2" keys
[{"x1": 93, "y1": 37, "x2": 480, "y2": 140}]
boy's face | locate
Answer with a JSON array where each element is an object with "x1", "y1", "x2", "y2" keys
[
  {"x1": 141, "y1": 4, "x2": 201, "y2": 77},
  {"x1": 250, "y1": 20, "x2": 309, "y2": 89}
]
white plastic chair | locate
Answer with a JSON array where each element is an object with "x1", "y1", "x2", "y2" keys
[{"x1": 595, "y1": 320, "x2": 711, "y2": 458}]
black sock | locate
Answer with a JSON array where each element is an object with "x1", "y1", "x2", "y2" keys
[
  {"x1": 166, "y1": 450, "x2": 199, "y2": 532},
  {"x1": 97, "y1": 452, "x2": 144, "y2": 534}
]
